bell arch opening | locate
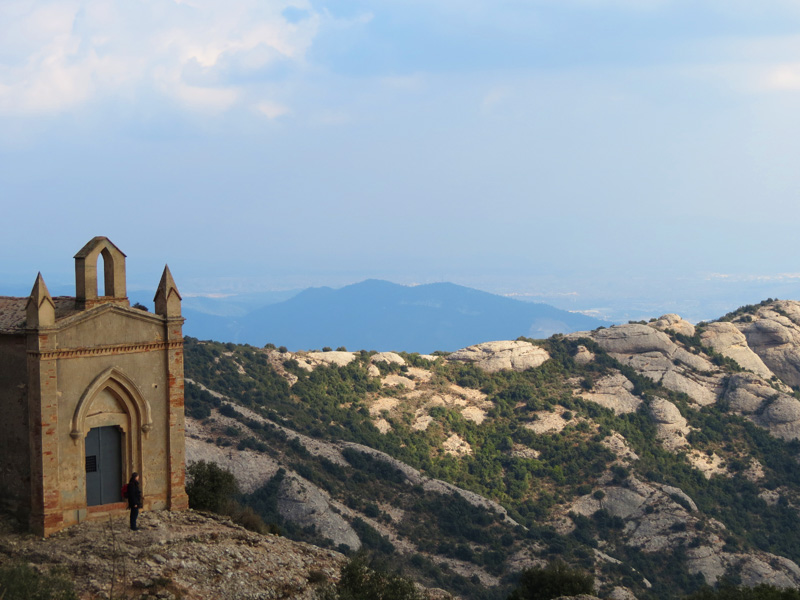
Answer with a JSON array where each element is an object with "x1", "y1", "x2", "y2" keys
[
  {"x1": 99, "y1": 248, "x2": 116, "y2": 297},
  {"x1": 74, "y1": 237, "x2": 128, "y2": 304}
]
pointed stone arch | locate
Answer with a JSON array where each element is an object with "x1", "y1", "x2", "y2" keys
[
  {"x1": 71, "y1": 368, "x2": 153, "y2": 500},
  {"x1": 74, "y1": 237, "x2": 128, "y2": 307},
  {"x1": 71, "y1": 368, "x2": 153, "y2": 441}
]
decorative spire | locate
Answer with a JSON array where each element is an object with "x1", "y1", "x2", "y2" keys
[
  {"x1": 154, "y1": 265, "x2": 182, "y2": 317},
  {"x1": 26, "y1": 272, "x2": 55, "y2": 327}
]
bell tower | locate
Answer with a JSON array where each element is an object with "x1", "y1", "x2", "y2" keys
[{"x1": 74, "y1": 237, "x2": 129, "y2": 309}]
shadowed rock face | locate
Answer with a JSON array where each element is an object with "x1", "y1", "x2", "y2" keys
[
  {"x1": 277, "y1": 475, "x2": 362, "y2": 551},
  {"x1": 700, "y1": 322, "x2": 774, "y2": 379},
  {"x1": 734, "y1": 301, "x2": 800, "y2": 387}
]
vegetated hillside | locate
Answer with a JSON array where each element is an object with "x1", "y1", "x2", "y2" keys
[
  {"x1": 182, "y1": 279, "x2": 605, "y2": 352},
  {"x1": 183, "y1": 299, "x2": 800, "y2": 600}
]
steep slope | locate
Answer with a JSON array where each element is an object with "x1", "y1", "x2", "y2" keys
[
  {"x1": 183, "y1": 299, "x2": 800, "y2": 600},
  {"x1": 189, "y1": 279, "x2": 605, "y2": 352}
]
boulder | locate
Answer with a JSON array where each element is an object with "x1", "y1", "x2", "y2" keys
[
  {"x1": 734, "y1": 301, "x2": 800, "y2": 387},
  {"x1": 576, "y1": 373, "x2": 641, "y2": 415},
  {"x1": 591, "y1": 324, "x2": 676, "y2": 356},
  {"x1": 567, "y1": 477, "x2": 701, "y2": 553},
  {"x1": 447, "y1": 340, "x2": 549, "y2": 373},
  {"x1": 277, "y1": 475, "x2": 361, "y2": 551},
  {"x1": 699, "y1": 322, "x2": 773, "y2": 379},
  {"x1": 649, "y1": 314, "x2": 695, "y2": 337},
  {"x1": 648, "y1": 399, "x2": 690, "y2": 451},
  {"x1": 762, "y1": 397, "x2": 800, "y2": 424},
  {"x1": 586, "y1": 324, "x2": 721, "y2": 405},
  {"x1": 649, "y1": 398, "x2": 685, "y2": 425},
  {"x1": 574, "y1": 345, "x2": 595, "y2": 365},
  {"x1": 601, "y1": 432, "x2": 639, "y2": 464},
  {"x1": 371, "y1": 352, "x2": 405, "y2": 365},
  {"x1": 305, "y1": 351, "x2": 356, "y2": 367},
  {"x1": 724, "y1": 374, "x2": 800, "y2": 440},
  {"x1": 724, "y1": 374, "x2": 776, "y2": 413}
]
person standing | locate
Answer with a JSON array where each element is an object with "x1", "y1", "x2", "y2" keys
[{"x1": 127, "y1": 472, "x2": 142, "y2": 531}]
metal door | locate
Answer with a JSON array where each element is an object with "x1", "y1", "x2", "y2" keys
[{"x1": 85, "y1": 426, "x2": 122, "y2": 506}]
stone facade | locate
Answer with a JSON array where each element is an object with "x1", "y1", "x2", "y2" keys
[{"x1": 0, "y1": 237, "x2": 188, "y2": 536}]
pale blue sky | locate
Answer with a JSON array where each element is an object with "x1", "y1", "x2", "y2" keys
[{"x1": 2, "y1": 0, "x2": 800, "y2": 322}]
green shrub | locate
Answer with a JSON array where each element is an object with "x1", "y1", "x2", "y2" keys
[
  {"x1": 317, "y1": 554, "x2": 423, "y2": 600},
  {"x1": 507, "y1": 561, "x2": 594, "y2": 600},
  {"x1": 0, "y1": 563, "x2": 78, "y2": 600},
  {"x1": 686, "y1": 584, "x2": 800, "y2": 600},
  {"x1": 186, "y1": 460, "x2": 240, "y2": 513}
]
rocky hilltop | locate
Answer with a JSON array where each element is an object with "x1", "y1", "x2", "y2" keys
[
  {"x1": 104, "y1": 299, "x2": 800, "y2": 599},
  {"x1": 0, "y1": 510, "x2": 344, "y2": 600}
]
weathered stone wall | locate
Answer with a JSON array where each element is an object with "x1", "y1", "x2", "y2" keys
[
  {"x1": 48, "y1": 308, "x2": 178, "y2": 529},
  {"x1": 0, "y1": 335, "x2": 30, "y2": 518}
]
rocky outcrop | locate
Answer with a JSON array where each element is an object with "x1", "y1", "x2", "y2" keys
[
  {"x1": 371, "y1": 352, "x2": 406, "y2": 365},
  {"x1": 576, "y1": 373, "x2": 641, "y2": 415},
  {"x1": 581, "y1": 324, "x2": 722, "y2": 406},
  {"x1": 0, "y1": 511, "x2": 345, "y2": 600},
  {"x1": 447, "y1": 340, "x2": 550, "y2": 373},
  {"x1": 574, "y1": 345, "x2": 595, "y2": 365},
  {"x1": 734, "y1": 301, "x2": 800, "y2": 387},
  {"x1": 649, "y1": 314, "x2": 695, "y2": 337},
  {"x1": 277, "y1": 475, "x2": 362, "y2": 551},
  {"x1": 601, "y1": 433, "x2": 639, "y2": 465},
  {"x1": 564, "y1": 473, "x2": 800, "y2": 587},
  {"x1": 648, "y1": 399, "x2": 690, "y2": 451},
  {"x1": 304, "y1": 351, "x2": 357, "y2": 367},
  {"x1": 724, "y1": 374, "x2": 800, "y2": 440},
  {"x1": 687, "y1": 546, "x2": 800, "y2": 588},
  {"x1": 568, "y1": 476, "x2": 700, "y2": 552},
  {"x1": 699, "y1": 322, "x2": 773, "y2": 378},
  {"x1": 339, "y1": 442, "x2": 521, "y2": 527}
]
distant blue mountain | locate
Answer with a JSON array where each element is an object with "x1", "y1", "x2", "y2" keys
[{"x1": 182, "y1": 279, "x2": 606, "y2": 353}]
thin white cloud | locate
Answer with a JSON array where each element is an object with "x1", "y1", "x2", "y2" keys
[
  {"x1": 481, "y1": 86, "x2": 512, "y2": 111},
  {"x1": 0, "y1": 0, "x2": 320, "y2": 116},
  {"x1": 706, "y1": 273, "x2": 800, "y2": 282},
  {"x1": 256, "y1": 100, "x2": 290, "y2": 118}
]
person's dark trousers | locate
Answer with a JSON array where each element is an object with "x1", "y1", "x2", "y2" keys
[{"x1": 130, "y1": 506, "x2": 139, "y2": 530}]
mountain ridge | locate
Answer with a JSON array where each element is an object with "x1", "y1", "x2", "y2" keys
[{"x1": 183, "y1": 279, "x2": 606, "y2": 352}]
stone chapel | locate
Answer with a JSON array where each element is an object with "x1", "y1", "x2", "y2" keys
[{"x1": 0, "y1": 237, "x2": 188, "y2": 536}]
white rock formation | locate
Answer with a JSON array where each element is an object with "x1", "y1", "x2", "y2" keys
[
  {"x1": 725, "y1": 374, "x2": 800, "y2": 440},
  {"x1": 699, "y1": 322, "x2": 773, "y2": 378},
  {"x1": 648, "y1": 398, "x2": 690, "y2": 450},
  {"x1": 442, "y1": 433, "x2": 472, "y2": 456},
  {"x1": 649, "y1": 314, "x2": 696, "y2": 337},
  {"x1": 574, "y1": 345, "x2": 595, "y2": 365},
  {"x1": 577, "y1": 373, "x2": 642, "y2": 415},
  {"x1": 601, "y1": 432, "x2": 639, "y2": 465},
  {"x1": 304, "y1": 351, "x2": 357, "y2": 367},
  {"x1": 734, "y1": 301, "x2": 800, "y2": 387},
  {"x1": 371, "y1": 352, "x2": 406, "y2": 365},
  {"x1": 447, "y1": 340, "x2": 550, "y2": 373},
  {"x1": 585, "y1": 324, "x2": 722, "y2": 406}
]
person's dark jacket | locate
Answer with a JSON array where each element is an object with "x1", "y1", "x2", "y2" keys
[{"x1": 127, "y1": 478, "x2": 142, "y2": 509}]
